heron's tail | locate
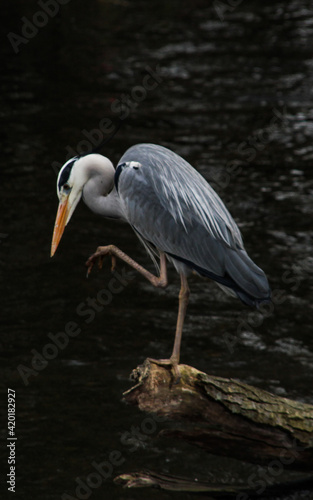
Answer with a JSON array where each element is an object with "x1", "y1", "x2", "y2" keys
[
  {"x1": 190, "y1": 248, "x2": 271, "y2": 307},
  {"x1": 166, "y1": 248, "x2": 271, "y2": 308},
  {"x1": 222, "y1": 248, "x2": 271, "y2": 307}
]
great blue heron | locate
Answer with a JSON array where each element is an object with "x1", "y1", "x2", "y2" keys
[{"x1": 51, "y1": 143, "x2": 271, "y2": 378}]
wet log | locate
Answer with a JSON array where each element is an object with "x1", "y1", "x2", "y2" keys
[{"x1": 122, "y1": 360, "x2": 313, "y2": 471}]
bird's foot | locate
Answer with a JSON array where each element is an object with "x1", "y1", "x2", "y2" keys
[
  {"x1": 86, "y1": 246, "x2": 116, "y2": 277},
  {"x1": 147, "y1": 356, "x2": 181, "y2": 384}
]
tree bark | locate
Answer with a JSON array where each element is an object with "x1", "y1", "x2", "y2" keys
[{"x1": 122, "y1": 360, "x2": 313, "y2": 471}]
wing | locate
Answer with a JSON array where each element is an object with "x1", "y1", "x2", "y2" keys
[
  {"x1": 118, "y1": 144, "x2": 243, "y2": 246},
  {"x1": 116, "y1": 144, "x2": 270, "y2": 303}
]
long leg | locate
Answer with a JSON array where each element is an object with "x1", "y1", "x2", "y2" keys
[
  {"x1": 149, "y1": 273, "x2": 189, "y2": 381},
  {"x1": 171, "y1": 273, "x2": 190, "y2": 365},
  {"x1": 86, "y1": 244, "x2": 168, "y2": 288}
]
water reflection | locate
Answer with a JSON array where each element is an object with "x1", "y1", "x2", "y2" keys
[{"x1": 2, "y1": 0, "x2": 313, "y2": 498}]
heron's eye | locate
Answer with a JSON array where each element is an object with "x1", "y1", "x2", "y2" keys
[{"x1": 63, "y1": 184, "x2": 71, "y2": 192}]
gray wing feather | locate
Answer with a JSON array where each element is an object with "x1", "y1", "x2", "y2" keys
[
  {"x1": 119, "y1": 144, "x2": 243, "y2": 248},
  {"x1": 117, "y1": 144, "x2": 270, "y2": 301}
]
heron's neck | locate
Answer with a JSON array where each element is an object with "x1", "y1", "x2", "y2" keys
[{"x1": 83, "y1": 179, "x2": 125, "y2": 220}]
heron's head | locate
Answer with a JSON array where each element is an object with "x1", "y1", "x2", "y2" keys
[{"x1": 51, "y1": 154, "x2": 114, "y2": 257}]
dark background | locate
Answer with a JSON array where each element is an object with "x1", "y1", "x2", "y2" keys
[{"x1": 1, "y1": 1, "x2": 313, "y2": 499}]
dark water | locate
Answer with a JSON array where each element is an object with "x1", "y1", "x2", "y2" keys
[{"x1": 1, "y1": 1, "x2": 313, "y2": 499}]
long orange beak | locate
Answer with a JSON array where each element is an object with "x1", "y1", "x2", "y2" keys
[{"x1": 51, "y1": 198, "x2": 70, "y2": 257}]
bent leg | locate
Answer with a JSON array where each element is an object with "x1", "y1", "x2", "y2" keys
[{"x1": 86, "y1": 244, "x2": 167, "y2": 288}]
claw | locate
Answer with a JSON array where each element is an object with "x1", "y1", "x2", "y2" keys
[
  {"x1": 85, "y1": 248, "x2": 109, "y2": 278},
  {"x1": 147, "y1": 357, "x2": 181, "y2": 384},
  {"x1": 86, "y1": 259, "x2": 94, "y2": 277},
  {"x1": 111, "y1": 255, "x2": 117, "y2": 272}
]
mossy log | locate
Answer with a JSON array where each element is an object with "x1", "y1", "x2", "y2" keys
[{"x1": 122, "y1": 360, "x2": 313, "y2": 471}]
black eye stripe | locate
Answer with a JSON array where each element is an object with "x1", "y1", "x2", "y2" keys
[{"x1": 58, "y1": 159, "x2": 76, "y2": 191}]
